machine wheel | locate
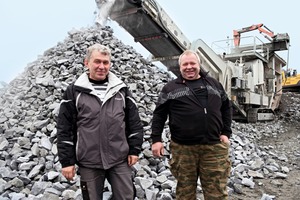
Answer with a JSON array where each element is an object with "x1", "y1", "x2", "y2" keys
[{"x1": 247, "y1": 108, "x2": 258, "y2": 123}]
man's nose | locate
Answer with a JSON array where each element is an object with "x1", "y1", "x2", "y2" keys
[
  {"x1": 97, "y1": 62, "x2": 105, "y2": 68},
  {"x1": 186, "y1": 64, "x2": 193, "y2": 68}
]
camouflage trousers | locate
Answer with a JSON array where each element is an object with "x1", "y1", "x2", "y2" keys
[{"x1": 169, "y1": 141, "x2": 231, "y2": 200}]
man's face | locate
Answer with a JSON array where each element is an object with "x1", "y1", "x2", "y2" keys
[
  {"x1": 84, "y1": 51, "x2": 111, "y2": 81},
  {"x1": 180, "y1": 53, "x2": 200, "y2": 80}
]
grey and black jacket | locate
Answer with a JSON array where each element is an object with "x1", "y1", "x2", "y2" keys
[
  {"x1": 57, "y1": 72, "x2": 143, "y2": 169},
  {"x1": 151, "y1": 73, "x2": 232, "y2": 145}
]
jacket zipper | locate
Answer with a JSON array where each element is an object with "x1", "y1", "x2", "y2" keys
[{"x1": 184, "y1": 79, "x2": 209, "y2": 135}]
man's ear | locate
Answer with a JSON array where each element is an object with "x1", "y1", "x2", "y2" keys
[{"x1": 84, "y1": 59, "x2": 88, "y2": 68}]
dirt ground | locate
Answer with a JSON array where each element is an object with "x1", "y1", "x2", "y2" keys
[
  {"x1": 229, "y1": 93, "x2": 300, "y2": 200},
  {"x1": 230, "y1": 124, "x2": 300, "y2": 200}
]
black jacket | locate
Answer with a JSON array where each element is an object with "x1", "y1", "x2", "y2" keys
[
  {"x1": 151, "y1": 74, "x2": 232, "y2": 145},
  {"x1": 57, "y1": 72, "x2": 144, "y2": 169}
]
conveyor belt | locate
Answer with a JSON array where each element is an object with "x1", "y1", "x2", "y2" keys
[{"x1": 109, "y1": 0, "x2": 190, "y2": 75}]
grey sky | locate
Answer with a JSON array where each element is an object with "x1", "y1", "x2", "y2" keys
[{"x1": 1, "y1": 0, "x2": 298, "y2": 83}]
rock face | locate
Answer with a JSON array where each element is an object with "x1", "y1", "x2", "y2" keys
[{"x1": 0, "y1": 25, "x2": 300, "y2": 200}]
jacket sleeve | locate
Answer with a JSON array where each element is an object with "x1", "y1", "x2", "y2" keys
[
  {"x1": 124, "y1": 88, "x2": 144, "y2": 156},
  {"x1": 56, "y1": 84, "x2": 78, "y2": 168},
  {"x1": 219, "y1": 83, "x2": 232, "y2": 138},
  {"x1": 151, "y1": 86, "x2": 169, "y2": 144}
]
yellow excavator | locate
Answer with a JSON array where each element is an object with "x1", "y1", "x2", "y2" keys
[{"x1": 282, "y1": 69, "x2": 300, "y2": 92}]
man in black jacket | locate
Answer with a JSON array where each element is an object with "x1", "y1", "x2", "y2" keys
[
  {"x1": 151, "y1": 50, "x2": 232, "y2": 200},
  {"x1": 57, "y1": 44, "x2": 143, "y2": 200}
]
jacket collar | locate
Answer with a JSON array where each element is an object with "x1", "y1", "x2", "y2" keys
[{"x1": 74, "y1": 71, "x2": 126, "y2": 97}]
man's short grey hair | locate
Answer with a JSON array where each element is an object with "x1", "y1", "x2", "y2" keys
[
  {"x1": 85, "y1": 44, "x2": 111, "y2": 61},
  {"x1": 178, "y1": 50, "x2": 201, "y2": 65}
]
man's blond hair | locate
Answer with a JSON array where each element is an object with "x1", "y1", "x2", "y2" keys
[{"x1": 178, "y1": 50, "x2": 201, "y2": 65}]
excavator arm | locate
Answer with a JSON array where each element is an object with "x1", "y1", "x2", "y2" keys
[{"x1": 233, "y1": 23, "x2": 275, "y2": 46}]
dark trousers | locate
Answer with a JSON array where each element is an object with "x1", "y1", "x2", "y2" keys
[{"x1": 79, "y1": 161, "x2": 135, "y2": 200}]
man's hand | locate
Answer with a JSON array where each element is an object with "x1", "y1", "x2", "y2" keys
[
  {"x1": 220, "y1": 135, "x2": 230, "y2": 144},
  {"x1": 128, "y1": 155, "x2": 138, "y2": 166},
  {"x1": 152, "y1": 142, "x2": 164, "y2": 157},
  {"x1": 61, "y1": 165, "x2": 76, "y2": 181}
]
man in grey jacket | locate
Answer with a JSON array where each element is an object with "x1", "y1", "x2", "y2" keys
[{"x1": 57, "y1": 43, "x2": 144, "y2": 200}]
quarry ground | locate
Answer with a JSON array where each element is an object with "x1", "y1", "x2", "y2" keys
[
  {"x1": 230, "y1": 123, "x2": 300, "y2": 200},
  {"x1": 229, "y1": 92, "x2": 300, "y2": 200}
]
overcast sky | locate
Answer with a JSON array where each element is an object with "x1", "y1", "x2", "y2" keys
[{"x1": 1, "y1": 0, "x2": 299, "y2": 83}]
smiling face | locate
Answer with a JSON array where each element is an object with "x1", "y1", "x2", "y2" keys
[
  {"x1": 179, "y1": 51, "x2": 201, "y2": 80},
  {"x1": 84, "y1": 50, "x2": 111, "y2": 81}
]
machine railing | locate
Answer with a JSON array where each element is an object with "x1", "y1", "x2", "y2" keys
[{"x1": 211, "y1": 36, "x2": 270, "y2": 61}]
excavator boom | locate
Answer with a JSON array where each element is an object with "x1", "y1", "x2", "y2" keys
[{"x1": 233, "y1": 23, "x2": 275, "y2": 46}]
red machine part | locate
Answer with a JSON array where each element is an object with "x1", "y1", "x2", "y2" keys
[{"x1": 233, "y1": 23, "x2": 275, "y2": 46}]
